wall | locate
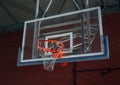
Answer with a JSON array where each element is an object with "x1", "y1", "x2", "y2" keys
[{"x1": 0, "y1": 13, "x2": 120, "y2": 85}]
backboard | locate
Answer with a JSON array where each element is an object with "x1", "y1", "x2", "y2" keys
[{"x1": 17, "y1": 7, "x2": 109, "y2": 66}]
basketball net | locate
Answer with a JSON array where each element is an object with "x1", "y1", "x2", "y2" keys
[{"x1": 38, "y1": 40, "x2": 64, "y2": 71}]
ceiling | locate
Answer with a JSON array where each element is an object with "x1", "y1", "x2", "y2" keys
[{"x1": 0, "y1": 0, "x2": 119, "y2": 33}]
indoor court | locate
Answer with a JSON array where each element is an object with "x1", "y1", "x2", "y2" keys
[{"x1": 0, "y1": 0, "x2": 120, "y2": 85}]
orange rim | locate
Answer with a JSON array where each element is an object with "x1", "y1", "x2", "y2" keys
[{"x1": 38, "y1": 40, "x2": 64, "y2": 58}]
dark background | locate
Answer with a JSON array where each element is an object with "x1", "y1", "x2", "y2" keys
[{"x1": 0, "y1": 13, "x2": 120, "y2": 85}]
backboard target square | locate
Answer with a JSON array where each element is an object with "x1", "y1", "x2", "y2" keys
[{"x1": 45, "y1": 32, "x2": 73, "y2": 54}]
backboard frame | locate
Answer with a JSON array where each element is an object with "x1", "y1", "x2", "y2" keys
[{"x1": 17, "y1": 7, "x2": 109, "y2": 66}]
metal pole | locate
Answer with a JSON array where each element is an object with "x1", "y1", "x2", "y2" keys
[
  {"x1": 73, "y1": 0, "x2": 81, "y2": 10},
  {"x1": 42, "y1": 0, "x2": 53, "y2": 17},
  {"x1": 85, "y1": 0, "x2": 91, "y2": 52},
  {"x1": 81, "y1": 12, "x2": 85, "y2": 53},
  {"x1": 85, "y1": 0, "x2": 89, "y2": 8},
  {"x1": 32, "y1": 0, "x2": 40, "y2": 58},
  {"x1": 35, "y1": 0, "x2": 40, "y2": 19}
]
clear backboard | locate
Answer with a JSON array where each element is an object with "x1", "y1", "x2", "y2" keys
[{"x1": 17, "y1": 7, "x2": 109, "y2": 66}]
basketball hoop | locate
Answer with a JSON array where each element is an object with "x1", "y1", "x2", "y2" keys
[{"x1": 38, "y1": 40, "x2": 64, "y2": 71}]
